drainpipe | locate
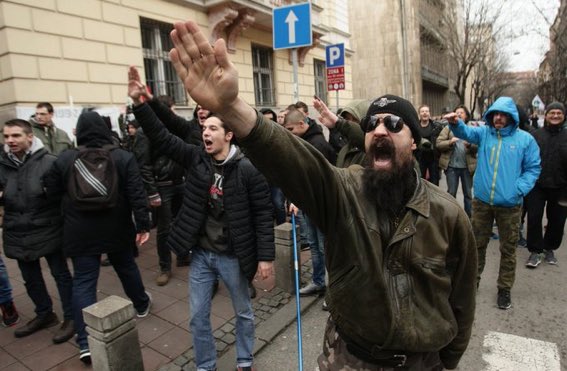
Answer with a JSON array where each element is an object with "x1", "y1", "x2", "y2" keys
[{"x1": 399, "y1": 0, "x2": 410, "y2": 99}]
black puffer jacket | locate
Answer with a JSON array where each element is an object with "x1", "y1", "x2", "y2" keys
[
  {"x1": 44, "y1": 111, "x2": 151, "y2": 257},
  {"x1": 133, "y1": 103, "x2": 275, "y2": 281},
  {"x1": 301, "y1": 122, "x2": 337, "y2": 165},
  {"x1": 0, "y1": 139, "x2": 63, "y2": 261},
  {"x1": 532, "y1": 124, "x2": 567, "y2": 189}
]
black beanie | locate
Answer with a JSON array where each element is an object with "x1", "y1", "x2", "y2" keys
[
  {"x1": 364, "y1": 94, "x2": 421, "y2": 144},
  {"x1": 545, "y1": 102, "x2": 565, "y2": 115}
]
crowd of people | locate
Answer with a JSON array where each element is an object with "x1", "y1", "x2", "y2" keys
[{"x1": 0, "y1": 19, "x2": 566, "y2": 371}]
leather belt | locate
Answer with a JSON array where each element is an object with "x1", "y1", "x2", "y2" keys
[{"x1": 337, "y1": 327, "x2": 416, "y2": 368}]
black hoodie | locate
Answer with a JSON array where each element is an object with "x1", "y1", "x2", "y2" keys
[{"x1": 44, "y1": 111, "x2": 150, "y2": 256}]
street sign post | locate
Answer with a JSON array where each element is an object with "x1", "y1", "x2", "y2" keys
[
  {"x1": 325, "y1": 43, "x2": 345, "y2": 110},
  {"x1": 273, "y1": 2, "x2": 313, "y2": 102}
]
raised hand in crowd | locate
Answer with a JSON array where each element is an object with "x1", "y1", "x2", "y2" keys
[{"x1": 313, "y1": 96, "x2": 339, "y2": 129}]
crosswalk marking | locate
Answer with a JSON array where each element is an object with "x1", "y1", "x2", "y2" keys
[{"x1": 482, "y1": 331, "x2": 561, "y2": 370}]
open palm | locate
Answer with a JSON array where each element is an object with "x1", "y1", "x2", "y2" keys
[{"x1": 170, "y1": 21, "x2": 239, "y2": 114}]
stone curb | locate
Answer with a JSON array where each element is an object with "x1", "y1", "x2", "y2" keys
[{"x1": 216, "y1": 294, "x2": 320, "y2": 370}]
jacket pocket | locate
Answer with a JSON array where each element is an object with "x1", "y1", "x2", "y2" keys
[
  {"x1": 328, "y1": 264, "x2": 359, "y2": 292},
  {"x1": 418, "y1": 257, "x2": 447, "y2": 276}
]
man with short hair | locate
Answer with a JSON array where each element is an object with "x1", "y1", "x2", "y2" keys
[
  {"x1": 284, "y1": 109, "x2": 335, "y2": 298},
  {"x1": 167, "y1": 21, "x2": 477, "y2": 370},
  {"x1": 31, "y1": 102, "x2": 73, "y2": 155},
  {"x1": 129, "y1": 65, "x2": 275, "y2": 371},
  {"x1": 446, "y1": 97, "x2": 540, "y2": 310},
  {"x1": 525, "y1": 102, "x2": 567, "y2": 268},
  {"x1": 416, "y1": 105, "x2": 443, "y2": 185},
  {"x1": 0, "y1": 119, "x2": 74, "y2": 343}
]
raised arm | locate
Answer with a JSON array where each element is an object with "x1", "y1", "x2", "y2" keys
[{"x1": 169, "y1": 21, "x2": 256, "y2": 137}]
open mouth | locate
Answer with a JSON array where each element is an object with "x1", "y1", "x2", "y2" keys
[
  {"x1": 204, "y1": 139, "x2": 213, "y2": 150},
  {"x1": 370, "y1": 139, "x2": 395, "y2": 167}
]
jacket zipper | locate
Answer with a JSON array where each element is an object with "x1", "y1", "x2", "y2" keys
[{"x1": 489, "y1": 131, "x2": 502, "y2": 204}]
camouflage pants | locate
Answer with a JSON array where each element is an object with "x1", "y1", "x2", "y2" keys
[
  {"x1": 317, "y1": 317, "x2": 444, "y2": 371},
  {"x1": 472, "y1": 199, "x2": 522, "y2": 290}
]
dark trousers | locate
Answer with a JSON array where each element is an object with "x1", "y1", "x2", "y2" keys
[
  {"x1": 418, "y1": 157, "x2": 440, "y2": 186},
  {"x1": 526, "y1": 185, "x2": 567, "y2": 253},
  {"x1": 72, "y1": 248, "x2": 149, "y2": 350},
  {"x1": 17, "y1": 250, "x2": 73, "y2": 319},
  {"x1": 271, "y1": 186, "x2": 287, "y2": 225},
  {"x1": 156, "y1": 184, "x2": 184, "y2": 271}
]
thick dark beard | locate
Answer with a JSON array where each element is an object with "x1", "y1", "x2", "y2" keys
[{"x1": 362, "y1": 159, "x2": 417, "y2": 218}]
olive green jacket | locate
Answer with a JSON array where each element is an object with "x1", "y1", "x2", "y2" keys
[
  {"x1": 436, "y1": 125, "x2": 477, "y2": 175},
  {"x1": 240, "y1": 114, "x2": 477, "y2": 369},
  {"x1": 31, "y1": 120, "x2": 73, "y2": 156}
]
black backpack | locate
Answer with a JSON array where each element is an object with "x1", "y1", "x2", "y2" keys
[{"x1": 67, "y1": 145, "x2": 119, "y2": 211}]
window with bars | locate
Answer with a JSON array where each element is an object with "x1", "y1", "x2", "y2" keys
[
  {"x1": 313, "y1": 59, "x2": 328, "y2": 105},
  {"x1": 140, "y1": 18, "x2": 187, "y2": 105},
  {"x1": 252, "y1": 45, "x2": 275, "y2": 106}
]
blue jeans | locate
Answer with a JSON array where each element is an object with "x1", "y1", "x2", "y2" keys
[
  {"x1": 270, "y1": 186, "x2": 286, "y2": 225},
  {"x1": 17, "y1": 251, "x2": 73, "y2": 319},
  {"x1": 0, "y1": 255, "x2": 13, "y2": 304},
  {"x1": 300, "y1": 211, "x2": 326, "y2": 287},
  {"x1": 445, "y1": 167, "x2": 472, "y2": 217},
  {"x1": 72, "y1": 249, "x2": 149, "y2": 350},
  {"x1": 190, "y1": 248, "x2": 254, "y2": 371},
  {"x1": 156, "y1": 184, "x2": 184, "y2": 271}
]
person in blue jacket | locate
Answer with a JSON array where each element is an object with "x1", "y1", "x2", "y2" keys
[{"x1": 445, "y1": 97, "x2": 541, "y2": 310}]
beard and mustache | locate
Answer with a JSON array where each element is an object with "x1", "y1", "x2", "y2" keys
[{"x1": 362, "y1": 138, "x2": 417, "y2": 218}]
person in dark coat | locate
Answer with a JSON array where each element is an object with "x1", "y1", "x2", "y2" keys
[
  {"x1": 128, "y1": 65, "x2": 275, "y2": 371},
  {"x1": 43, "y1": 111, "x2": 152, "y2": 364},
  {"x1": 0, "y1": 119, "x2": 74, "y2": 343},
  {"x1": 525, "y1": 102, "x2": 567, "y2": 267},
  {"x1": 283, "y1": 109, "x2": 335, "y2": 299}
]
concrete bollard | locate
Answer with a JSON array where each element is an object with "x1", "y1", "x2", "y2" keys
[
  {"x1": 274, "y1": 222, "x2": 301, "y2": 294},
  {"x1": 83, "y1": 295, "x2": 144, "y2": 371}
]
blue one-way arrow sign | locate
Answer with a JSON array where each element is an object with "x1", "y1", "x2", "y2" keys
[{"x1": 273, "y1": 2, "x2": 312, "y2": 50}]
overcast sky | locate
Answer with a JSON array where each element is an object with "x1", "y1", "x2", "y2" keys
[{"x1": 502, "y1": 0, "x2": 559, "y2": 72}]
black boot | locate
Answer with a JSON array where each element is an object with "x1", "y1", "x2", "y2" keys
[
  {"x1": 0, "y1": 301, "x2": 19, "y2": 327},
  {"x1": 52, "y1": 319, "x2": 75, "y2": 344},
  {"x1": 14, "y1": 312, "x2": 59, "y2": 338}
]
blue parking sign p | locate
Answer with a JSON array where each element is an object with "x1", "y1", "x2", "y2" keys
[{"x1": 326, "y1": 44, "x2": 344, "y2": 68}]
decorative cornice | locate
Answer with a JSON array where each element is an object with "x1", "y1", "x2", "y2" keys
[
  {"x1": 226, "y1": 10, "x2": 256, "y2": 53},
  {"x1": 208, "y1": 6, "x2": 239, "y2": 45}
]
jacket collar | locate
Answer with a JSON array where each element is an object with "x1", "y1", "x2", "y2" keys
[{"x1": 404, "y1": 171, "x2": 430, "y2": 219}]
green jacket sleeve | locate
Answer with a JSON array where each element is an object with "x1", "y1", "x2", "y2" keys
[
  {"x1": 239, "y1": 113, "x2": 344, "y2": 233},
  {"x1": 334, "y1": 117, "x2": 365, "y2": 148}
]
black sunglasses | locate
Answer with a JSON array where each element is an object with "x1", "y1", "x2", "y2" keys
[{"x1": 361, "y1": 114, "x2": 404, "y2": 133}]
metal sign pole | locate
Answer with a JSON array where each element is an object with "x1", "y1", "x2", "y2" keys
[
  {"x1": 336, "y1": 90, "x2": 340, "y2": 112},
  {"x1": 292, "y1": 48, "x2": 299, "y2": 103}
]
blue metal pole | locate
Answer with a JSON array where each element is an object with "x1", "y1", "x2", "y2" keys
[{"x1": 291, "y1": 213, "x2": 304, "y2": 371}]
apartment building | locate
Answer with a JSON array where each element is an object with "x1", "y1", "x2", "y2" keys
[{"x1": 0, "y1": 0, "x2": 354, "y2": 134}]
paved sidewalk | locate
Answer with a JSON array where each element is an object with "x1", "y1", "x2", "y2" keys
[{"x1": 0, "y1": 234, "x2": 316, "y2": 370}]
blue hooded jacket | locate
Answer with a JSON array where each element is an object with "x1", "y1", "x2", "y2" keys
[{"x1": 450, "y1": 97, "x2": 541, "y2": 206}]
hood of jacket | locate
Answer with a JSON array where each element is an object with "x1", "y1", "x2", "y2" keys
[
  {"x1": 341, "y1": 99, "x2": 371, "y2": 122},
  {"x1": 302, "y1": 120, "x2": 324, "y2": 141},
  {"x1": 483, "y1": 97, "x2": 519, "y2": 136},
  {"x1": 3, "y1": 136, "x2": 45, "y2": 156},
  {"x1": 76, "y1": 111, "x2": 114, "y2": 147},
  {"x1": 215, "y1": 144, "x2": 243, "y2": 166}
]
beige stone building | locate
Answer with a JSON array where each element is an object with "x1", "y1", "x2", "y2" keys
[
  {"x1": 348, "y1": 0, "x2": 459, "y2": 116},
  {"x1": 0, "y1": 0, "x2": 354, "y2": 135}
]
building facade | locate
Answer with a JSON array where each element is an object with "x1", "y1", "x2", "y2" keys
[
  {"x1": 538, "y1": 0, "x2": 567, "y2": 105},
  {"x1": 348, "y1": 0, "x2": 459, "y2": 116},
  {"x1": 0, "y1": 0, "x2": 354, "y2": 134}
]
